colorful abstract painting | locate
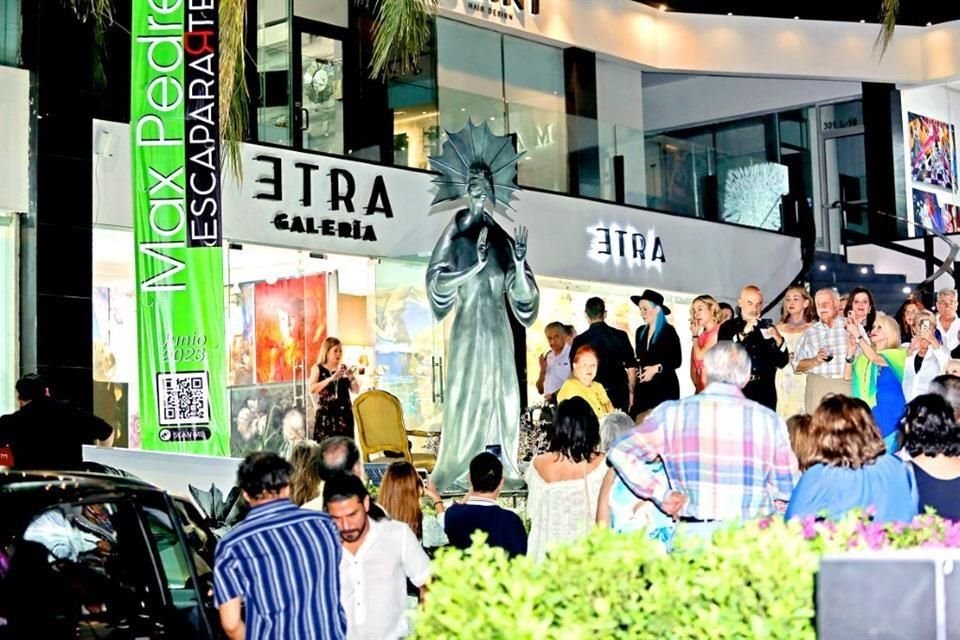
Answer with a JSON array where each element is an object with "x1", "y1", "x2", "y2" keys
[
  {"x1": 912, "y1": 189, "x2": 960, "y2": 236},
  {"x1": 908, "y1": 113, "x2": 956, "y2": 190}
]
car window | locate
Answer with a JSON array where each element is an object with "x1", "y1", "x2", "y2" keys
[
  {"x1": 0, "y1": 500, "x2": 157, "y2": 639},
  {"x1": 140, "y1": 503, "x2": 216, "y2": 640}
]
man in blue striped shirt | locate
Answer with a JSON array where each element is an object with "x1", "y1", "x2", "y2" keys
[{"x1": 214, "y1": 452, "x2": 346, "y2": 639}]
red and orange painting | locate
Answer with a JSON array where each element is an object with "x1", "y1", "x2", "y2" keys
[{"x1": 254, "y1": 274, "x2": 327, "y2": 383}]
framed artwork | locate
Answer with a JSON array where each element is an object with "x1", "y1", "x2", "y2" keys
[
  {"x1": 912, "y1": 188, "x2": 960, "y2": 236},
  {"x1": 908, "y1": 113, "x2": 956, "y2": 190}
]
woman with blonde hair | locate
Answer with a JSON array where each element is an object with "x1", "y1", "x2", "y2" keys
[
  {"x1": 378, "y1": 461, "x2": 448, "y2": 548},
  {"x1": 786, "y1": 394, "x2": 917, "y2": 523},
  {"x1": 288, "y1": 440, "x2": 322, "y2": 506},
  {"x1": 689, "y1": 294, "x2": 721, "y2": 392},
  {"x1": 844, "y1": 313, "x2": 907, "y2": 452},
  {"x1": 307, "y1": 336, "x2": 360, "y2": 442},
  {"x1": 776, "y1": 286, "x2": 815, "y2": 417}
]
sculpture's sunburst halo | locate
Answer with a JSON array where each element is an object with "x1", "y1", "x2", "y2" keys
[{"x1": 428, "y1": 119, "x2": 525, "y2": 210}]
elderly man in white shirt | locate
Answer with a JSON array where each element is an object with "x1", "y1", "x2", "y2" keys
[
  {"x1": 325, "y1": 472, "x2": 430, "y2": 640},
  {"x1": 794, "y1": 287, "x2": 852, "y2": 412},
  {"x1": 904, "y1": 309, "x2": 951, "y2": 401},
  {"x1": 536, "y1": 321, "x2": 572, "y2": 401},
  {"x1": 936, "y1": 288, "x2": 960, "y2": 351}
]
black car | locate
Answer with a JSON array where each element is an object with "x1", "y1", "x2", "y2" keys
[{"x1": 0, "y1": 470, "x2": 221, "y2": 639}]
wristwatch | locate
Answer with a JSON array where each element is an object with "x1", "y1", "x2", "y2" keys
[{"x1": 845, "y1": 354, "x2": 856, "y2": 363}]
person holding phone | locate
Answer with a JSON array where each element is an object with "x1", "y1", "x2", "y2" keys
[
  {"x1": 844, "y1": 313, "x2": 906, "y2": 452},
  {"x1": 902, "y1": 310, "x2": 950, "y2": 401},
  {"x1": 308, "y1": 337, "x2": 360, "y2": 442},
  {"x1": 718, "y1": 285, "x2": 790, "y2": 411}
]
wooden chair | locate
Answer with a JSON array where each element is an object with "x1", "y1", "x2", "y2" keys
[{"x1": 353, "y1": 389, "x2": 436, "y2": 472}]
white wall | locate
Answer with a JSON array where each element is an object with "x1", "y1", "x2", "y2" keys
[
  {"x1": 438, "y1": 0, "x2": 934, "y2": 83},
  {"x1": 0, "y1": 66, "x2": 29, "y2": 213},
  {"x1": 643, "y1": 76, "x2": 861, "y2": 133},
  {"x1": 84, "y1": 446, "x2": 241, "y2": 498},
  {"x1": 847, "y1": 239, "x2": 955, "y2": 293},
  {"x1": 93, "y1": 119, "x2": 800, "y2": 305}
]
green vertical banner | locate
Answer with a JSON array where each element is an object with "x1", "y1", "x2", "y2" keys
[{"x1": 131, "y1": 0, "x2": 228, "y2": 455}]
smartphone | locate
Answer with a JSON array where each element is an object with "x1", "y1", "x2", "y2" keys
[
  {"x1": 757, "y1": 318, "x2": 774, "y2": 329},
  {"x1": 920, "y1": 319, "x2": 932, "y2": 334},
  {"x1": 485, "y1": 444, "x2": 503, "y2": 461}
]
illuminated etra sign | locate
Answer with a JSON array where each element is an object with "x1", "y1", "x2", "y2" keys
[{"x1": 588, "y1": 224, "x2": 666, "y2": 270}]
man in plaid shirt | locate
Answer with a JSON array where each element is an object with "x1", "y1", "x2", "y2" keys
[
  {"x1": 795, "y1": 287, "x2": 852, "y2": 412},
  {"x1": 607, "y1": 342, "x2": 798, "y2": 539}
]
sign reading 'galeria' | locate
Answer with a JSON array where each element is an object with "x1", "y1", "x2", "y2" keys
[{"x1": 131, "y1": 0, "x2": 228, "y2": 454}]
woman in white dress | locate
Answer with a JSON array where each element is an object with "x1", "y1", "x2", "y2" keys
[{"x1": 525, "y1": 397, "x2": 606, "y2": 561}]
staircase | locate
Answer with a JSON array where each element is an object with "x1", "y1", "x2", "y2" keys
[{"x1": 806, "y1": 251, "x2": 916, "y2": 315}]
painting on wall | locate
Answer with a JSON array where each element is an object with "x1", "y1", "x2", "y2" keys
[
  {"x1": 912, "y1": 188, "x2": 960, "y2": 236},
  {"x1": 229, "y1": 383, "x2": 308, "y2": 458},
  {"x1": 227, "y1": 283, "x2": 255, "y2": 386},
  {"x1": 254, "y1": 274, "x2": 327, "y2": 383},
  {"x1": 908, "y1": 112, "x2": 956, "y2": 190}
]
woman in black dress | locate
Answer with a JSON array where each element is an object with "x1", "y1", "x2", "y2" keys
[
  {"x1": 308, "y1": 337, "x2": 360, "y2": 442},
  {"x1": 629, "y1": 289, "x2": 682, "y2": 420}
]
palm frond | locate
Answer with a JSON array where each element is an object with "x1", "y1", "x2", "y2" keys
[
  {"x1": 219, "y1": 0, "x2": 248, "y2": 183},
  {"x1": 368, "y1": 0, "x2": 438, "y2": 79},
  {"x1": 62, "y1": 0, "x2": 114, "y2": 25},
  {"x1": 875, "y1": 0, "x2": 899, "y2": 57}
]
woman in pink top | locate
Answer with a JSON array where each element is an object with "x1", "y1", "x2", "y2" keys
[{"x1": 690, "y1": 294, "x2": 722, "y2": 392}]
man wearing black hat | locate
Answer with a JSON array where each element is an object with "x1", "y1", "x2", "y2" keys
[
  {"x1": 630, "y1": 290, "x2": 682, "y2": 418},
  {"x1": 569, "y1": 297, "x2": 638, "y2": 413},
  {"x1": 717, "y1": 285, "x2": 789, "y2": 411}
]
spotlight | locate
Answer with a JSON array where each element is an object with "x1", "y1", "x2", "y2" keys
[
  {"x1": 902, "y1": 286, "x2": 912, "y2": 294},
  {"x1": 659, "y1": 4, "x2": 667, "y2": 12},
  {"x1": 819, "y1": 265, "x2": 827, "y2": 271},
  {"x1": 794, "y1": 16, "x2": 799, "y2": 20},
  {"x1": 859, "y1": 19, "x2": 866, "y2": 23},
  {"x1": 860, "y1": 267, "x2": 869, "y2": 274},
  {"x1": 926, "y1": 21, "x2": 933, "y2": 27}
]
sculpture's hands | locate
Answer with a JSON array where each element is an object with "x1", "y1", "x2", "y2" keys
[
  {"x1": 476, "y1": 227, "x2": 490, "y2": 266},
  {"x1": 513, "y1": 225, "x2": 528, "y2": 262}
]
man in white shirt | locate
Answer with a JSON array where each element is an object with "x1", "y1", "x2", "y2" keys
[
  {"x1": 324, "y1": 472, "x2": 430, "y2": 640},
  {"x1": 936, "y1": 288, "x2": 960, "y2": 351},
  {"x1": 536, "y1": 321, "x2": 572, "y2": 401},
  {"x1": 794, "y1": 288, "x2": 852, "y2": 412}
]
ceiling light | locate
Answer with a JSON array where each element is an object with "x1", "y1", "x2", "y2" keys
[
  {"x1": 818, "y1": 265, "x2": 827, "y2": 271},
  {"x1": 859, "y1": 19, "x2": 865, "y2": 23},
  {"x1": 460, "y1": 107, "x2": 466, "y2": 111},
  {"x1": 903, "y1": 286, "x2": 912, "y2": 294},
  {"x1": 860, "y1": 267, "x2": 869, "y2": 274},
  {"x1": 926, "y1": 21, "x2": 933, "y2": 26},
  {"x1": 659, "y1": 4, "x2": 667, "y2": 12},
  {"x1": 727, "y1": 12, "x2": 733, "y2": 16},
  {"x1": 793, "y1": 16, "x2": 800, "y2": 20}
]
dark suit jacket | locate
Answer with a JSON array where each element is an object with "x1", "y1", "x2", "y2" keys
[
  {"x1": 570, "y1": 322, "x2": 638, "y2": 412},
  {"x1": 717, "y1": 317, "x2": 789, "y2": 410},
  {"x1": 632, "y1": 322, "x2": 682, "y2": 415},
  {"x1": 0, "y1": 398, "x2": 113, "y2": 470}
]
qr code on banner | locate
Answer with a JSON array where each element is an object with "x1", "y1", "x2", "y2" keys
[{"x1": 157, "y1": 372, "x2": 211, "y2": 426}]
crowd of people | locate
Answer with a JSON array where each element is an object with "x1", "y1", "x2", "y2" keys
[{"x1": 7, "y1": 282, "x2": 960, "y2": 638}]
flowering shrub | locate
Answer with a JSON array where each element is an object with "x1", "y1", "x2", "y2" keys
[{"x1": 414, "y1": 511, "x2": 960, "y2": 640}]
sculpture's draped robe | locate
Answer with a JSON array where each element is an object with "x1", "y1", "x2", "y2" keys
[{"x1": 426, "y1": 209, "x2": 539, "y2": 491}]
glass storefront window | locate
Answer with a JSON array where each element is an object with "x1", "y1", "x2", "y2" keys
[
  {"x1": 526, "y1": 277, "x2": 696, "y2": 403},
  {"x1": 257, "y1": 1, "x2": 291, "y2": 146},
  {"x1": 503, "y1": 35, "x2": 567, "y2": 193},
  {"x1": 1, "y1": 0, "x2": 20, "y2": 65}
]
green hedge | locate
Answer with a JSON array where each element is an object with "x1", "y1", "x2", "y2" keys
[{"x1": 414, "y1": 513, "x2": 960, "y2": 640}]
